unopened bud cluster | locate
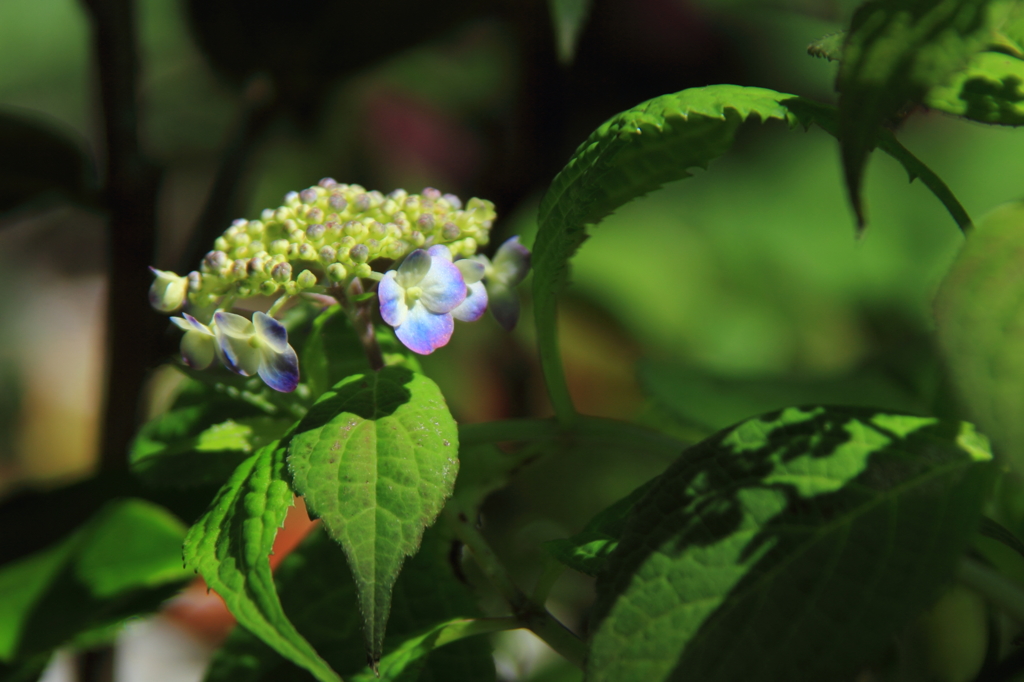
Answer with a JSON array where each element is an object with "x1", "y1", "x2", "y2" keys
[{"x1": 153, "y1": 181, "x2": 497, "y2": 312}]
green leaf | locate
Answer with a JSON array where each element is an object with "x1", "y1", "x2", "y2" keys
[
  {"x1": 288, "y1": 367, "x2": 459, "y2": 665},
  {"x1": 587, "y1": 406, "x2": 993, "y2": 682},
  {"x1": 301, "y1": 306, "x2": 421, "y2": 402},
  {"x1": 0, "y1": 499, "x2": 191, "y2": 662},
  {"x1": 924, "y1": 50, "x2": 1024, "y2": 124},
  {"x1": 978, "y1": 516, "x2": 1024, "y2": 560},
  {"x1": 534, "y1": 85, "x2": 802, "y2": 421},
  {"x1": 0, "y1": 109, "x2": 96, "y2": 214},
  {"x1": 183, "y1": 443, "x2": 340, "y2": 682},
  {"x1": 807, "y1": 31, "x2": 845, "y2": 61},
  {"x1": 935, "y1": 200, "x2": 1024, "y2": 474},
  {"x1": 545, "y1": 479, "x2": 656, "y2": 576},
  {"x1": 206, "y1": 525, "x2": 495, "y2": 682},
  {"x1": 548, "y1": 0, "x2": 593, "y2": 64},
  {"x1": 836, "y1": 0, "x2": 1007, "y2": 227},
  {"x1": 130, "y1": 385, "x2": 291, "y2": 487}
]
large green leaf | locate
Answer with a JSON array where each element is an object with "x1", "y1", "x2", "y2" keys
[
  {"x1": 130, "y1": 386, "x2": 290, "y2": 487},
  {"x1": 288, "y1": 367, "x2": 459, "y2": 665},
  {"x1": 532, "y1": 85, "x2": 971, "y2": 422},
  {"x1": 836, "y1": 0, "x2": 1006, "y2": 225},
  {"x1": 935, "y1": 200, "x2": 1024, "y2": 474},
  {"x1": 587, "y1": 407, "x2": 992, "y2": 682},
  {"x1": 183, "y1": 442, "x2": 340, "y2": 682},
  {"x1": 206, "y1": 525, "x2": 495, "y2": 682},
  {"x1": 0, "y1": 109, "x2": 97, "y2": 214},
  {"x1": 0, "y1": 499, "x2": 190, "y2": 663},
  {"x1": 925, "y1": 49, "x2": 1024, "y2": 124}
]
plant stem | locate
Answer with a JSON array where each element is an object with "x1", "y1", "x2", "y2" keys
[
  {"x1": 957, "y1": 556, "x2": 1024, "y2": 622},
  {"x1": 444, "y1": 505, "x2": 587, "y2": 669},
  {"x1": 328, "y1": 282, "x2": 384, "y2": 371}
]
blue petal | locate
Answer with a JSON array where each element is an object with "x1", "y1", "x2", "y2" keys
[
  {"x1": 488, "y1": 284, "x2": 521, "y2": 331},
  {"x1": 395, "y1": 303, "x2": 454, "y2": 354},
  {"x1": 213, "y1": 312, "x2": 260, "y2": 375},
  {"x1": 214, "y1": 311, "x2": 254, "y2": 338},
  {"x1": 427, "y1": 244, "x2": 453, "y2": 262},
  {"x1": 259, "y1": 345, "x2": 300, "y2": 392},
  {"x1": 456, "y1": 258, "x2": 485, "y2": 284},
  {"x1": 253, "y1": 311, "x2": 289, "y2": 353},
  {"x1": 396, "y1": 249, "x2": 431, "y2": 287},
  {"x1": 492, "y1": 236, "x2": 531, "y2": 287},
  {"x1": 418, "y1": 256, "x2": 466, "y2": 314},
  {"x1": 379, "y1": 271, "x2": 409, "y2": 327},
  {"x1": 452, "y1": 281, "x2": 488, "y2": 322}
]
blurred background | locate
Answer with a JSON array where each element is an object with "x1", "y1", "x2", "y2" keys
[{"x1": 4, "y1": 0, "x2": 1024, "y2": 679}]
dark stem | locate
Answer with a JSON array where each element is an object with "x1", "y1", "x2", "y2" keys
[
  {"x1": 177, "y1": 76, "x2": 278, "y2": 272},
  {"x1": 76, "y1": 645, "x2": 114, "y2": 682},
  {"x1": 82, "y1": 0, "x2": 163, "y2": 472},
  {"x1": 328, "y1": 282, "x2": 384, "y2": 371}
]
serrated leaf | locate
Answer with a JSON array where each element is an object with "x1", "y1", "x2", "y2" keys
[
  {"x1": 807, "y1": 31, "x2": 845, "y2": 61},
  {"x1": 0, "y1": 109, "x2": 97, "y2": 214},
  {"x1": 587, "y1": 406, "x2": 992, "y2": 682},
  {"x1": 130, "y1": 388, "x2": 291, "y2": 487},
  {"x1": 206, "y1": 525, "x2": 494, "y2": 682},
  {"x1": 288, "y1": 367, "x2": 459, "y2": 664},
  {"x1": 924, "y1": 50, "x2": 1024, "y2": 124},
  {"x1": 0, "y1": 499, "x2": 191, "y2": 663},
  {"x1": 549, "y1": 0, "x2": 593, "y2": 64},
  {"x1": 836, "y1": 0, "x2": 1007, "y2": 227},
  {"x1": 183, "y1": 443, "x2": 340, "y2": 682},
  {"x1": 545, "y1": 479, "x2": 655, "y2": 577},
  {"x1": 935, "y1": 199, "x2": 1024, "y2": 475}
]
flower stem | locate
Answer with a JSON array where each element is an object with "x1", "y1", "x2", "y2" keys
[
  {"x1": 329, "y1": 280, "x2": 384, "y2": 371},
  {"x1": 443, "y1": 504, "x2": 586, "y2": 669}
]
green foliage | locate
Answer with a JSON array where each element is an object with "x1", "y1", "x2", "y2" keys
[
  {"x1": 807, "y1": 31, "x2": 845, "y2": 61},
  {"x1": 548, "y1": 0, "x2": 593, "y2": 64},
  {"x1": 0, "y1": 499, "x2": 190, "y2": 663},
  {"x1": 836, "y1": 0, "x2": 1006, "y2": 225},
  {"x1": 287, "y1": 367, "x2": 460, "y2": 665},
  {"x1": 978, "y1": 516, "x2": 1024, "y2": 560},
  {"x1": 206, "y1": 526, "x2": 495, "y2": 682},
  {"x1": 935, "y1": 200, "x2": 1024, "y2": 474},
  {"x1": 0, "y1": 109, "x2": 96, "y2": 214},
  {"x1": 925, "y1": 50, "x2": 1024, "y2": 124},
  {"x1": 130, "y1": 380, "x2": 291, "y2": 487},
  {"x1": 587, "y1": 407, "x2": 993, "y2": 682},
  {"x1": 183, "y1": 443, "x2": 340, "y2": 682}
]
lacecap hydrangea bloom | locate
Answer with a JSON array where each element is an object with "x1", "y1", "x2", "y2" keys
[{"x1": 149, "y1": 181, "x2": 529, "y2": 389}]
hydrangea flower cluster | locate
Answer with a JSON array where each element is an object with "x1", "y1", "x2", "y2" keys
[{"x1": 149, "y1": 181, "x2": 529, "y2": 392}]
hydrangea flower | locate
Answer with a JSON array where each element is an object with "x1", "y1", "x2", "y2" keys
[
  {"x1": 149, "y1": 267, "x2": 188, "y2": 312},
  {"x1": 379, "y1": 246, "x2": 466, "y2": 354},
  {"x1": 428, "y1": 245, "x2": 488, "y2": 323},
  {"x1": 473, "y1": 236, "x2": 531, "y2": 330},
  {"x1": 213, "y1": 311, "x2": 300, "y2": 392},
  {"x1": 171, "y1": 313, "x2": 216, "y2": 369}
]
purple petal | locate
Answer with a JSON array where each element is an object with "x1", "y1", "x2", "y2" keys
[
  {"x1": 395, "y1": 304, "x2": 454, "y2": 355},
  {"x1": 259, "y1": 345, "x2": 300, "y2": 392},
  {"x1": 180, "y1": 331, "x2": 215, "y2": 369},
  {"x1": 379, "y1": 271, "x2": 409, "y2": 327},
  {"x1": 396, "y1": 249, "x2": 431, "y2": 287},
  {"x1": 213, "y1": 314, "x2": 260, "y2": 376},
  {"x1": 180, "y1": 313, "x2": 213, "y2": 334},
  {"x1": 488, "y1": 284, "x2": 521, "y2": 331},
  {"x1": 452, "y1": 281, "x2": 488, "y2": 322},
  {"x1": 492, "y1": 236, "x2": 531, "y2": 287},
  {"x1": 253, "y1": 311, "x2": 289, "y2": 353},
  {"x1": 427, "y1": 244, "x2": 453, "y2": 262},
  {"x1": 418, "y1": 257, "x2": 466, "y2": 314}
]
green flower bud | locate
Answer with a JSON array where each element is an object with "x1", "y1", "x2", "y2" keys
[
  {"x1": 260, "y1": 280, "x2": 279, "y2": 296},
  {"x1": 148, "y1": 267, "x2": 188, "y2": 312},
  {"x1": 300, "y1": 188, "x2": 318, "y2": 204},
  {"x1": 298, "y1": 243, "x2": 317, "y2": 260},
  {"x1": 296, "y1": 269, "x2": 317, "y2": 289},
  {"x1": 327, "y1": 262, "x2": 347, "y2": 281},
  {"x1": 272, "y1": 262, "x2": 293, "y2": 283},
  {"x1": 442, "y1": 222, "x2": 460, "y2": 240},
  {"x1": 354, "y1": 263, "x2": 372, "y2": 278},
  {"x1": 318, "y1": 245, "x2": 336, "y2": 262},
  {"x1": 350, "y1": 244, "x2": 369, "y2": 263},
  {"x1": 306, "y1": 223, "x2": 326, "y2": 241},
  {"x1": 269, "y1": 239, "x2": 289, "y2": 255},
  {"x1": 329, "y1": 193, "x2": 347, "y2": 211},
  {"x1": 214, "y1": 237, "x2": 230, "y2": 251},
  {"x1": 319, "y1": 177, "x2": 338, "y2": 189},
  {"x1": 247, "y1": 220, "x2": 265, "y2": 236}
]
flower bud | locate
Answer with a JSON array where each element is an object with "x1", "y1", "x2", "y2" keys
[
  {"x1": 269, "y1": 239, "x2": 289, "y2": 255},
  {"x1": 284, "y1": 191, "x2": 300, "y2": 206},
  {"x1": 329, "y1": 193, "x2": 347, "y2": 211},
  {"x1": 231, "y1": 259, "x2": 248, "y2": 279},
  {"x1": 307, "y1": 207, "x2": 324, "y2": 223},
  {"x1": 354, "y1": 193, "x2": 372, "y2": 212},
  {"x1": 187, "y1": 271, "x2": 202, "y2": 292},
  {"x1": 298, "y1": 243, "x2": 317, "y2": 260},
  {"x1": 214, "y1": 237, "x2": 230, "y2": 252},
  {"x1": 272, "y1": 262, "x2": 293, "y2": 283},
  {"x1": 350, "y1": 244, "x2": 369, "y2": 263},
  {"x1": 327, "y1": 263, "x2": 347, "y2": 281},
  {"x1": 354, "y1": 263, "x2": 372, "y2": 278},
  {"x1": 442, "y1": 193, "x2": 462, "y2": 210},
  {"x1": 148, "y1": 267, "x2": 188, "y2": 312},
  {"x1": 369, "y1": 221, "x2": 386, "y2": 239},
  {"x1": 344, "y1": 220, "x2": 366, "y2": 238},
  {"x1": 296, "y1": 269, "x2": 318, "y2": 289},
  {"x1": 417, "y1": 214, "x2": 435, "y2": 230},
  {"x1": 422, "y1": 187, "x2": 441, "y2": 201},
  {"x1": 318, "y1": 245, "x2": 336, "y2": 262},
  {"x1": 442, "y1": 222, "x2": 460, "y2": 240},
  {"x1": 204, "y1": 250, "x2": 228, "y2": 272},
  {"x1": 306, "y1": 223, "x2": 326, "y2": 241},
  {"x1": 261, "y1": 208, "x2": 275, "y2": 221},
  {"x1": 300, "y1": 188, "x2": 318, "y2": 204},
  {"x1": 247, "y1": 220, "x2": 265, "y2": 236},
  {"x1": 260, "y1": 280, "x2": 279, "y2": 296}
]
